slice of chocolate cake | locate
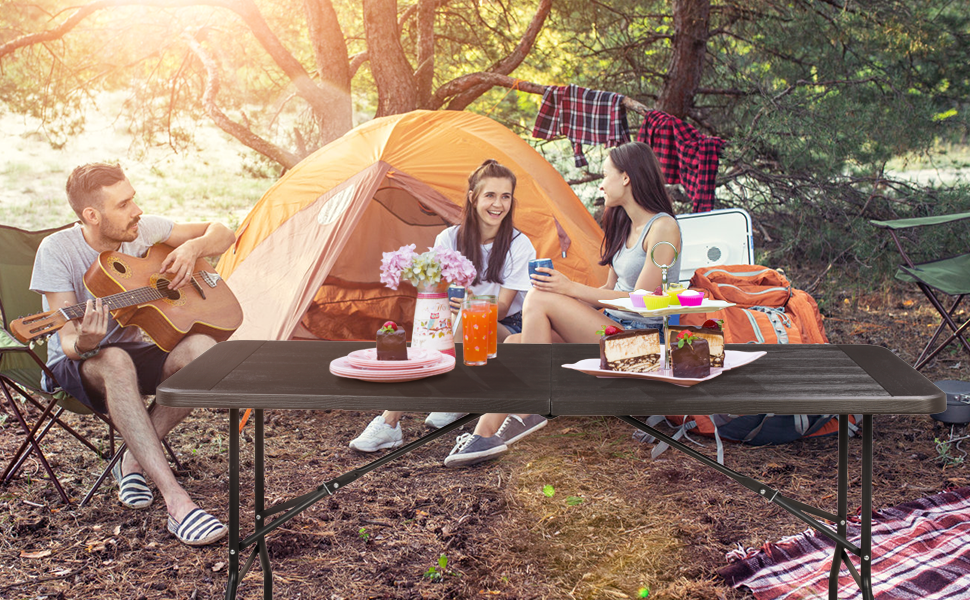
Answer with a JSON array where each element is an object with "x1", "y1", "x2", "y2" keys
[
  {"x1": 668, "y1": 325, "x2": 724, "y2": 367},
  {"x1": 599, "y1": 329, "x2": 661, "y2": 373},
  {"x1": 376, "y1": 321, "x2": 407, "y2": 360},
  {"x1": 671, "y1": 338, "x2": 711, "y2": 378}
]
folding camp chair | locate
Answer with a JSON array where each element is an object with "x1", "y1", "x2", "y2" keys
[
  {"x1": 0, "y1": 223, "x2": 181, "y2": 506},
  {"x1": 871, "y1": 211, "x2": 970, "y2": 371}
]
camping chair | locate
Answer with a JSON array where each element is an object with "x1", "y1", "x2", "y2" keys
[
  {"x1": 871, "y1": 211, "x2": 970, "y2": 371},
  {"x1": 0, "y1": 223, "x2": 181, "y2": 506}
]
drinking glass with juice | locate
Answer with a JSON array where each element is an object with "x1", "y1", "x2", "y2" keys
[
  {"x1": 477, "y1": 294, "x2": 498, "y2": 358},
  {"x1": 461, "y1": 298, "x2": 489, "y2": 366}
]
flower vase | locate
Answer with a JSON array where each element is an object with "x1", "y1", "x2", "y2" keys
[{"x1": 411, "y1": 281, "x2": 455, "y2": 357}]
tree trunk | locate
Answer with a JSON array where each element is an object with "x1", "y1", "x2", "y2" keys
[
  {"x1": 304, "y1": 0, "x2": 354, "y2": 143},
  {"x1": 657, "y1": 0, "x2": 710, "y2": 119},
  {"x1": 364, "y1": 0, "x2": 419, "y2": 117},
  {"x1": 415, "y1": 0, "x2": 436, "y2": 107}
]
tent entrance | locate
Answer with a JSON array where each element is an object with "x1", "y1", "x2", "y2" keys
[{"x1": 299, "y1": 180, "x2": 460, "y2": 341}]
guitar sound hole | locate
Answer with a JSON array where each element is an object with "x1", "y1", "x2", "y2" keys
[
  {"x1": 114, "y1": 262, "x2": 127, "y2": 274},
  {"x1": 156, "y1": 279, "x2": 180, "y2": 300}
]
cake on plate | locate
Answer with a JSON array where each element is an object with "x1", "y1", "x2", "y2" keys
[
  {"x1": 668, "y1": 320, "x2": 725, "y2": 367},
  {"x1": 671, "y1": 330, "x2": 711, "y2": 378},
  {"x1": 598, "y1": 326, "x2": 661, "y2": 373},
  {"x1": 376, "y1": 321, "x2": 407, "y2": 361}
]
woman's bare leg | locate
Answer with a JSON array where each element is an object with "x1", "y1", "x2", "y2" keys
[
  {"x1": 381, "y1": 411, "x2": 404, "y2": 427},
  {"x1": 520, "y1": 290, "x2": 617, "y2": 343}
]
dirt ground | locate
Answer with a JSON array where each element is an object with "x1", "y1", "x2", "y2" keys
[{"x1": 1, "y1": 284, "x2": 967, "y2": 600}]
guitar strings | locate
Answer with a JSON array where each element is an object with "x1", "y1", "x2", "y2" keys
[{"x1": 62, "y1": 270, "x2": 213, "y2": 319}]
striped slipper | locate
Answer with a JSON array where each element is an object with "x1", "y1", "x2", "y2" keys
[
  {"x1": 110, "y1": 459, "x2": 153, "y2": 509},
  {"x1": 167, "y1": 508, "x2": 228, "y2": 547}
]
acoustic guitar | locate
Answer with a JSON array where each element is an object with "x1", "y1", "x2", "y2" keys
[{"x1": 11, "y1": 244, "x2": 243, "y2": 352}]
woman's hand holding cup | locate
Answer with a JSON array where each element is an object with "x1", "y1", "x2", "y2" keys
[{"x1": 530, "y1": 266, "x2": 574, "y2": 296}]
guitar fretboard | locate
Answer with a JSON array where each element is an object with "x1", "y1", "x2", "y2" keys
[
  {"x1": 61, "y1": 286, "x2": 166, "y2": 320},
  {"x1": 59, "y1": 271, "x2": 211, "y2": 320}
]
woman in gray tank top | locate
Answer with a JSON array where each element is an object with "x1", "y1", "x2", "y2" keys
[{"x1": 511, "y1": 141, "x2": 683, "y2": 343}]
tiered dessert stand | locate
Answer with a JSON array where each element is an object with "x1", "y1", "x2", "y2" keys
[{"x1": 599, "y1": 242, "x2": 735, "y2": 371}]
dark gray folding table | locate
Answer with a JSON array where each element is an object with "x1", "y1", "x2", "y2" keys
[{"x1": 156, "y1": 341, "x2": 944, "y2": 600}]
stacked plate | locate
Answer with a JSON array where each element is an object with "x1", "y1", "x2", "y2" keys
[{"x1": 330, "y1": 347, "x2": 455, "y2": 382}]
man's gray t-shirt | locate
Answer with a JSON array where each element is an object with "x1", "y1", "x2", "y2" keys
[{"x1": 29, "y1": 216, "x2": 175, "y2": 376}]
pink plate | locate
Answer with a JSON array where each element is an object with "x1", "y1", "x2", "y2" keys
[
  {"x1": 561, "y1": 350, "x2": 766, "y2": 388},
  {"x1": 329, "y1": 354, "x2": 455, "y2": 383},
  {"x1": 346, "y1": 347, "x2": 442, "y2": 370}
]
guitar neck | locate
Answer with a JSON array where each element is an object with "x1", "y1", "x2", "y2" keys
[{"x1": 61, "y1": 286, "x2": 166, "y2": 320}]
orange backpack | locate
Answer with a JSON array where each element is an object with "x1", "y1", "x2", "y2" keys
[
  {"x1": 639, "y1": 266, "x2": 849, "y2": 461},
  {"x1": 679, "y1": 265, "x2": 829, "y2": 344}
]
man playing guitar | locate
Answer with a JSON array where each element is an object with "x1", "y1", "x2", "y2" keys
[{"x1": 30, "y1": 163, "x2": 235, "y2": 547}]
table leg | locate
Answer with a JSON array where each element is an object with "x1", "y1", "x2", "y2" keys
[
  {"x1": 828, "y1": 416, "x2": 849, "y2": 599},
  {"x1": 256, "y1": 409, "x2": 273, "y2": 599},
  {"x1": 618, "y1": 415, "x2": 876, "y2": 597},
  {"x1": 861, "y1": 415, "x2": 873, "y2": 600},
  {"x1": 226, "y1": 408, "x2": 240, "y2": 600},
  {"x1": 221, "y1": 412, "x2": 481, "y2": 598}
]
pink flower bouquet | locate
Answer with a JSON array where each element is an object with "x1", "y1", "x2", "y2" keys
[{"x1": 380, "y1": 244, "x2": 476, "y2": 290}]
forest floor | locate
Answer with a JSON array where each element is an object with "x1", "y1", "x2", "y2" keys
[{"x1": 1, "y1": 276, "x2": 968, "y2": 600}]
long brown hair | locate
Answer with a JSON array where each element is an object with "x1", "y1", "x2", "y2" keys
[
  {"x1": 599, "y1": 142, "x2": 676, "y2": 267},
  {"x1": 456, "y1": 159, "x2": 518, "y2": 286}
]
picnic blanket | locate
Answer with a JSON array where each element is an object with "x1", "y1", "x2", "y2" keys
[{"x1": 719, "y1": 486, "x2": 970, "y2": 599}]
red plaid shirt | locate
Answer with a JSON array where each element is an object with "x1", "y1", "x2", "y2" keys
[
  {"x1": 637, "y1": 110, "x2": 726, "y2": 213},
  {"x1": 532, "y1": 84, "x2": 630, "y2": 168}
]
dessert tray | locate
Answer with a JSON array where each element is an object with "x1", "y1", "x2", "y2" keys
[
  {"x1": 330, "y1": 348, "x2": 455, "y2": 382},
  {"x1": 599, "y1": 297, "x2": 734, "y2": 318},
  {"x1": 562, "y1": 349, "x2": 766, "y2": 387}
]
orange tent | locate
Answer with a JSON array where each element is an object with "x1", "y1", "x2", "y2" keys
[{"x1": 217, "y1": 110, "x2": 608, "y2": 341}]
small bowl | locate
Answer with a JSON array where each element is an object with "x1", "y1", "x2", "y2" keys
[
  {"x1": 629, "y1": 290, "x2": 647, "y2": 308},
  {"x1": 677, "y1": 290, "x2": 704, "y2": 307},
  {"x1": 642, "y1": 293, "x2": 671, "y2": 310}
]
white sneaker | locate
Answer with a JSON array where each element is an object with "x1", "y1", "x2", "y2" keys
[
  {"x1": 349, "y1": 416, "x2": 404, "y2": 452},
  {"x1": 425, "y1": 412, "x2": 465, "y2": 429}
]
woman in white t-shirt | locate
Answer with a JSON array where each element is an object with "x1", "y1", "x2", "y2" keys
[
  {"x1": 434, "y1": 162, "x2": 535, "y2": 340},
  {"x1": 350, "y1": 160, "x2": 547, "y2": 465}
]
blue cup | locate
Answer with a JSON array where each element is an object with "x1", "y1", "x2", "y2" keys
[
  {"x1": 447, "y1": 285, "x2": 466, "y2": 305},
  {"x1": 528, "y1": 258, "x2": 554, "y2": 284}
]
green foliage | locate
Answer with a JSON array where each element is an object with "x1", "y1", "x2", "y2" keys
[
  {"x1": 934, "y1": 435, "x2": 967, "y2": 468},
  {"x1": 423, "y1": 554, "x2": 454, "y2": 582},
  {"x1": 542, "y1": 484, "x2": 555, "y2": 497}
]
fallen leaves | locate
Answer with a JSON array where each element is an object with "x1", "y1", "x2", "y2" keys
[{"x1": 19, "y1": 549, "x2": 52, "y2": 559}]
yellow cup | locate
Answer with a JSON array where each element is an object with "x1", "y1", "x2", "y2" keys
[{"x1": 665, "y1": 283, "x2": 686, "y2": 305}]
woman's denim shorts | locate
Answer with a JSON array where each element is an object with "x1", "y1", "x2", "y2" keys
[
  {"x1": 605, "y1": 312, "x2": 665, "y2": 342},
  {"x1": 499, "y1": 311, "x2": 523, "y2": 334}
]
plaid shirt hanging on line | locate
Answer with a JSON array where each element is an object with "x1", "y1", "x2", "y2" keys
[
  {"x1": 637, "y1": 110, "x2": 726, "y2": 213},
  {"x1": 532, "y1": 84, "x2": 631, "y2": 168}
]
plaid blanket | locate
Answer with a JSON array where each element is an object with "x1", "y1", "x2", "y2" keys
[
  {"x1": 532, "y1": 84, "x2": 630, "y2": 168},
  {"x1": 719, "y1": 486, "x2": 970, "y2": 599},
  {"x1": 636, "y1": 110, "x2": 725, "y2": 213}
]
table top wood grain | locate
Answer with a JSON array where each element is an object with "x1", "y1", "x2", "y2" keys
[{"x1": 156, "y1": 341, "x2": 945, "y2": 416}]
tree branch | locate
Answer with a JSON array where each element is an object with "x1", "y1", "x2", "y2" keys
[
  {"x1": 432, "y1": 72, "x2": 653, "y2": 118},
  {"x1": 440, "y1": 0, "x2": 552, "y2": 111},
  {"x1": 1, "y1": 0, "x2": 335, "y2": 128},
  {"x1": 182, "y1": 31, "x2": 301, "y2": 170},
  {"x1": 0, "y1": 0, "x2": 113, "y2": 59}
]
